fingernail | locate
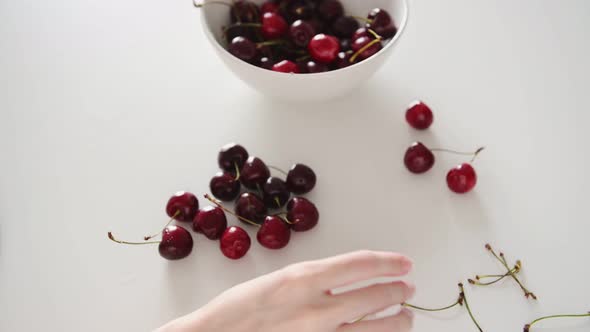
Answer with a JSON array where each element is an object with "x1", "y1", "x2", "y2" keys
[{"x1": 401, "y1": 257, "x2": 414, "y2": 272}]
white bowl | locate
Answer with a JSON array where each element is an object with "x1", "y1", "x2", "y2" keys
[{"x1": 199, "y1": 0, "x2": 409, "y2": 102}]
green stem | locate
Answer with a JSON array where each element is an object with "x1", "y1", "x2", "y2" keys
[
  {"x1": 144, "y1": 210, "x2": 180, "y2": 240},
  {"x1": 204, "y1": 194, "x2": 261, "y2": 227},
  {"x1": 524, "y1": 312, "x2": 590, "y2": 332},
  {"x1": 108, "y1": 232, "x2": 160, "y2": 245},
  {"x1": 459, "y1": 283, "x2": 483, "y2": 332},
  {"x1": 234, "y1": 162, "x2": 241, "y2": 181},
  {"x1": 403, "y1": 299, "x2": 462, "y2": 312},
  {"x1": 486, "y1": 244, "x2": 536, "y2": 299},
  {"x1": 268, "y1": 165, "x2": 288, "y2": 177},
  {"x1": 350, "y1": 37, "x2": 382, "y2": 63}
]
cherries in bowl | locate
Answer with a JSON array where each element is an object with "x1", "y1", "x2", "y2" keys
[{"x1": 196, "y1": 0, "x2": 409, "y2": 101}]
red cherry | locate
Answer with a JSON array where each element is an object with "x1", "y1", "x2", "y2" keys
[
  {"x1": 351, "y1": 36, "x2": 382, "y2": 62},
  {"x1": 447, "y1": 163, "x2": 477, "y2": 194},
  {"x1": 257, "y1": 216, "x2": 291, "y2": 249},
  {"x1": 334, "y1": 51, "x2": 352, "y2": 69},
  {"x1": 220, "y1": 226, "x2": 251, "y2": 259},
  {"x1": 240, "y1": 156, "x2": 271, "y2": 189},
  {"x1": 218, "y1": 143, "x2": 249, "y2": 173},
  {"x1": 194, "y1": 206, "x2": 227, "y2": 240},
  {"x1": 308, "y1": 34, "x2": 341, "y2": 64},
  {"x1": 261, "y1": 1, "x2": 279, "y2": 14},
  {"x1": 209, "y1": 172, "x2": 241, "y2": 202},
  {"x1": 272, "y1": 60, "x2": 300, "y2": 73},
  {"x1": 235, "y1": 192, "x2": 267, "y2": 225},
  {"x1": 158, "y1": 225, "x2": 194, "y2": 260},
  {"x1": 166, "y1": 192, "x2": 199, "y2": 222},
  {"x1": 352, "y1": 27, "x2": 370, "y2": 41},
  {"x1": 262, "y1": 12, "x2": 288, "y2": 39},
  {"x1": 406, "y1": 101, "x2": 434, "y2": 130},
  {"x1": 286, "y1": 197, "x2": 319, "y2": 232},
  {"x1": 404, "y1": 142, "x2": 435, "y2": 174},
  {"x1": 286, "y1": 163, "x2": 316, "y2": 194}
]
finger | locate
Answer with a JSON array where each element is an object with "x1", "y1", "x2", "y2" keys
[
  {"x1": 309, "y1": 250, "x2": 413, "y2": 289},
  {"x1": 337, "y1": 308, "x2": 414, "y2": 332},
  {"x1": 329, "y1": 281, "x2": 415, "y2": 320}
]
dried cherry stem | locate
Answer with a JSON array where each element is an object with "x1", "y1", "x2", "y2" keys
[
  {"x1": 469, "y1": 266, "x2": 520, "y2": 286},
  {"x1": 204, "y1": 194, "x2": 261, "y2": 227},
  {"x1": 350, "y1": 36, "x2": 383, "y2": 63},
  {"x1": 475, "y1": 266, "x2": 519, "y2": 280},
  {"x1": 430, "y1": 147, "x2": 485, "y2": 163},
  {"x1": 144, "y1": 210, "x2": 180, "y2": 240},
  {"x1": 107, "y1": 232, "x2": 160, "y2": 245},
  {"x1": 485, "y1": 244, "x2": 537, "y2": 299},
  {"x1": 268, "y1": 165, "x2": 288, "y2": 177},
  {"x1": 524, "y1": 312, "x2": 590, "y2": 332},
  {"x1": 459, "y1": 283, "x2": 484, "y2": 332}
]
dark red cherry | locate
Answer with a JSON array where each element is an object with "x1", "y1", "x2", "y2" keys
[
  {"x1": 406, "y1": 101, "x2": 434, "y2": 130},
  {"x1": 333, "y1": 51, "x2": 352, "y2": 69},
  {"x1": 262, "y1": 12, "x2": 288, "y2": 39},
  {"x1": 158, "y1": 225, "x2": 194, "y2": 260},
  {"x1": 339, "y1": 38, "x2": 352, "y2": 51},
  {"x1": 218, "y1": 143, "x2": 249, "y2": 173},
  {"x1": 300, "y1": 60, "x2": 329, "y2": 73},
  {"x1": 261, "y1": 1, "x2": 279, "y2": 14},
  {"x1": 235, "y1": 192, "x2": 267, "y2": 225},
  {"x1": 287, "y1": 197, "x2": 319, "y2": 232},
  {"x1": 256, "y1": 56, "x2": 275, "y2": 70},
  {"x1": 194, "y1": 206, "x2": 227, "y2": 240},
  {"x1": 286, "y1": 164, "x2": 316, "y2": 194},
  {"x1": 220, "y1": 226, "x2": 251, "y2": 259},
  {"x1": 289, "y1": 20, "x2": 315, "y2": 48},
  {"x1": 272, "y1": 60, "x2": 300, "y2": 73},
  {"x1": 231, "y1": 0, "x2": 260, "y2": 23},
  {"x1": 352, "y1": 27, "x2": 370, "y2": 41},
  {"x1": 262, "y1": 177, "x2": 290, "y2": 208},
  {"x1": 318, "y1": 0, "x2": 343, "y2": 22},
  {"x1": 308, "y1": 17, "x2": 326, "y2": 34},
  {"x1": 228, "y1": 37, "x2": 257, "y2": 62},
  {"x1": 331, "y1": 16, "x2": 359, "y2": 38},
  {"x1": 447, "y1": 163, "x2": 477, "y2": 194},
  {"x1": 225, "y1": 23, "x2": 260, "y2": 43},
  {"x1": 351, "y1": 36, "x2": 382, "y2": 61},
  {"x1": 286, "y1": 0, "x2": 314, "y2": 20},
  {"x1": 240, "y1": 157, "x2": 271, "y2": 189},
  {"x1": 308, "y1": 34, "x2": 340, "y2": 63},
  {"x1": 366, "y1": 8, "x2": 397, "y2": 39},
  {"x1": 404, "y1": 142, "x2": 435, "y2": 174},
  {"x1": 257, "y1": 216, "x2": 291, "y2": 249},
  {"x1": 166, "y1": 192, "x2": 199, "y2": 222},
  {"x1": 210, "y1": 172, "x2": 241, "y2": 202}
]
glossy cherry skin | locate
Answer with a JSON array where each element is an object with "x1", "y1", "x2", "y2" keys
[
  {"x1": 300, "y1": 60, "x2": 329, "y2": 73},
  {"x1": 240, "y1": 156, "x2": 271, "y2": 189},
  {"x1": 351, "y1": 36, "x2": 382, "y2": 62},
  {"x1": 228, "y1": 36, "x2": 257, "y2": 62},
  {"x1": 318, "y1": 0, "x2": 343, "y2": 22},
  {"x1": 286, "y1": 164, "x2": 316, "y2": 194},
  {"x1": 406, "y1": 101, "x2": 434, "y2": 130},
  {"x1": 308, "y1": 34, "x2": 340, "y2": 63},
  {"x1": 194, "y1": 206, "x2": 227, "y2": 240},
  {"x1": 331, "y1": 16, "x2": 359, "y2": 38},
  {"x1": 256, "y1": 56, "x2": 275, "y2": 70},
  {"x1": 166, "y1": 192, "x2": 199, "y2": 222},
  {"x1": 218, "y1": 143, "x2": 249, "y2": 173},
  {"x1": 352, "y1": 27, "x2": 370, "y2": 41},
  {"x1": 287, "y1": 197, "x2": 319, "y2": 232},
  {"x1": 333, "y1": 51, "x2": 352, "y2": 69},
  {"x1": 339, "y1": 38, "x2": 352, "y2": 51},
  {"x1": 159, "y1": 225, "x2": 193, "y2": 260},
  {"x1": 366, "y1": 8, "x2": 397, "y2": 39},
  {"x1": 235, "y1": 192, "x2": 268, "y2": 225},
  {"x1": 261, "y1": 1, "x2": 279, "y2": 14},
  {"x1": 257, "y1": 216, "x2": 291, "y2": 249},
  {"x1": 210, "y1": 172, "x2": 241, "y2": 202},
  {"x1": 262, "y1": 177, "x2": 290, "y2": 208},
  {"x1": 262, "y1": 12, "x2": 288, "y2": 39},
  {"x1": 447, "y1": 163, "x2": 477, "y2": 194},
  {"x1": 220, "y1": 226, "x2": 251, "y2": 260},
  {"x1": 404, "y1": 142, "x2": 435, "y2": 174},
  {"x1": 289, "y1": 20, "x2": 315, "y2": 48},
  {"x1": 225, "y1": 23, "x2": 260, "y2": 43},
  {"x1": 272, "y1": 60, "x2": 300, "y2": 73},
  {"x1": 230, "y1": 0, "x2": 260, "y2": 23}
]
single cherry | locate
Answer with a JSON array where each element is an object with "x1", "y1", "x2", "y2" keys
[
  {"x1": 300, "y1": 60, "x2": 329, "y2": 73},
  {"x1": 366, "y1": 8, "x2": 397, "y2": 39},
  {"x1": 235, "y1": 192, "x2": 268, "y2": 225},
  {"x1": 240, "y1": 156, "x2": 271, "y2": 189},
  {"x1": 406, "y1": 101, "x2": 434, "y2": 130},
  {"x1": 286, "y1": 164, "x2": 316, "y2": 194},
  {"x1": 352, "y1": 27, "x2": 370, "y2": 41},
  {"x1": 308, "y1": 34, "x2": 340, "y2": 63},
  {"x1": 230, "y1": 0, "x2": 260, "y2": 23},
  {"x1": 108, "y1": 225, "x2": 193, "y2": 261},
  {"x1": 447, "y1": 163, "x2": 477, "y2": 194},
  {"x1": 286, "y1": 197, "x2": 319, "y2": 232},
  {"x1": 404, "y1": 142, "x2": 435, "y2": 174},
  {"x1": 256, "y1": 56, "x2": 275, "y2": 70},
  {"x1": 261, "y1": 1, "x2": 279, "y2": 14},
  {"x1": 289, "y1": 19, "x2": 315, "y2": 48},
  {"x1": 166, "y1": 192, "x2": 199, "y2": 222},
  {"x1": 257, "y1": 216, "x2": 291, "y2": 249},
  {"x1": 272, "y1": 60, "x2": 300, "y2": 73},
  {"x1": 333, "y1": 51, "x2": 352, "y2": 69},
  {"x1": 318, "y1": 0, "x2": 344, "y2": 22},
  {"x1": 351, "y1": 36, "x2": 382, "y2": 62},
  {"x1": 331, "y1": 16, "x2": 359, "y2": 38},
  {"x1": 210, "y1": 172, "x2": 241, "y2": 202},
  {"x1": 339, "y1": 38, "x2": 352, "y2": 51},
  {"x1": 194, "y1": 206, "x2": 227, "y2": 240},
  {"x1": 220, "y1": 226, "x2": 251, "y2": 259},
  {"x1": 225, "y1": 23, "x2": 260, "y2": 42},
  {"x1": 262, "y1": 177, "x2": 290, "y2": 208},
  {"x1": 218, "y1": 143, "x2": 249, "y2": 173},
  {"x1": 228, "y1": 36, "x2": 257, "y2": 62},
  {"x1": 262, "y1": 12, "x2": 288, "y2": 39}
]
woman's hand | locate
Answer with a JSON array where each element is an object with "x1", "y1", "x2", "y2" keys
[{"x1": 158, "y1": 250, "x2": 415, "y2": 332}]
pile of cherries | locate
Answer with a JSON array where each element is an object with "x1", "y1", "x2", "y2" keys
[
  {"x1": 403, "y1": 101, "x2": 484, "y2": 194},
  {"x1": 195, "y1": 0, "x2": 398, "y2": 73},
  {"x1": 108, "y1": 143, "x2": 319, "y2": 261}
]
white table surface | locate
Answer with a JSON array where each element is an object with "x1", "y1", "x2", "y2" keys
[{"x1": 1, "y1": 0, "x2": 589, "y2": 331}]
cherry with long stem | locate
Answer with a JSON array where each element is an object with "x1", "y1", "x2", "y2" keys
[
  {"x1": 350, "y1": 29, "x2": 382, "y2": 63},
  {"x1": 524, "y1": 312, "x2": 590, "y2": 332},
  {"x1": 144, "y1": 210, "x2": 180, "y2": 241},
  {"x1": 205, "y1": 194, "x2": 260, "y2": 227},
  {"x1": 108, "y1": 232, "x2": 160, "y2": 245},
  {"x1": 485, "y1": 244, "x2": 537, "y2": 299},
  {"x1": 431, "y1": 147, "x2": 485, "y2": 163}
]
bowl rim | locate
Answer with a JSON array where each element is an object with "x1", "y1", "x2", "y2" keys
[{"x1": 198, "y1": 0, "x2": 410, "y2": 77}]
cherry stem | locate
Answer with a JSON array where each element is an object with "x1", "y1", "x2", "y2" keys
[
  {"x1": 107, "y1": 232, "x2": 160, "y2": 245},
  {"x1": 268, "y1": 165, "x2": 288, "y2": 177},
  {"x1": 193, "y1": 0, "x2": 232, "y2": 9},
  {"x1": 350, "y1": 36, "x2": 382, "y2": 63},
  {"x1": 459, "y1": 283, "x2": 484, "y2": 332},
  {"x1": 486, "y1": 244, "x2": 537, "y2": 299},
  {"x1": 367, "y1": 28, "x2": 382, "y2": 39},
  {"x1": 143, "y1": 210, "x2": 180, "y2": 241},
  {"x1": 402, "y1": 297, "x2": 463, "y2": 312},
  {"x1": 430, "y1": 147, "x2": 485, "y2": 163},
  {"x1": 204, "y1": 194, "x2": 261, "y2": 228},
  {"x1": 257, "y1": 40, "x2": 288, "y2": 47},
  {"x1": 274, "y1": 197, "x2": 282, "y2": 209},
  {"x1": 351, "y1": 16, "x2": 373, "y2": 24},
  {"x1": 277, "y1": 213, "x2": 295, "y2": 225},
  {"x1": 224, "y1": 22, "x2": 262, "y2": 29},
  {"x1": 295, "y1": 54, "x2": 311, "y2": 62},
  {"x1": 475, "y1": 266, "x2": 519, "y2": 280},
  {"x1": 234, "y1": 162, "x2": 241, "y2": 181},
  {"x1": 524, "y1": 312, "x2": 590, "y2": 332}
]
